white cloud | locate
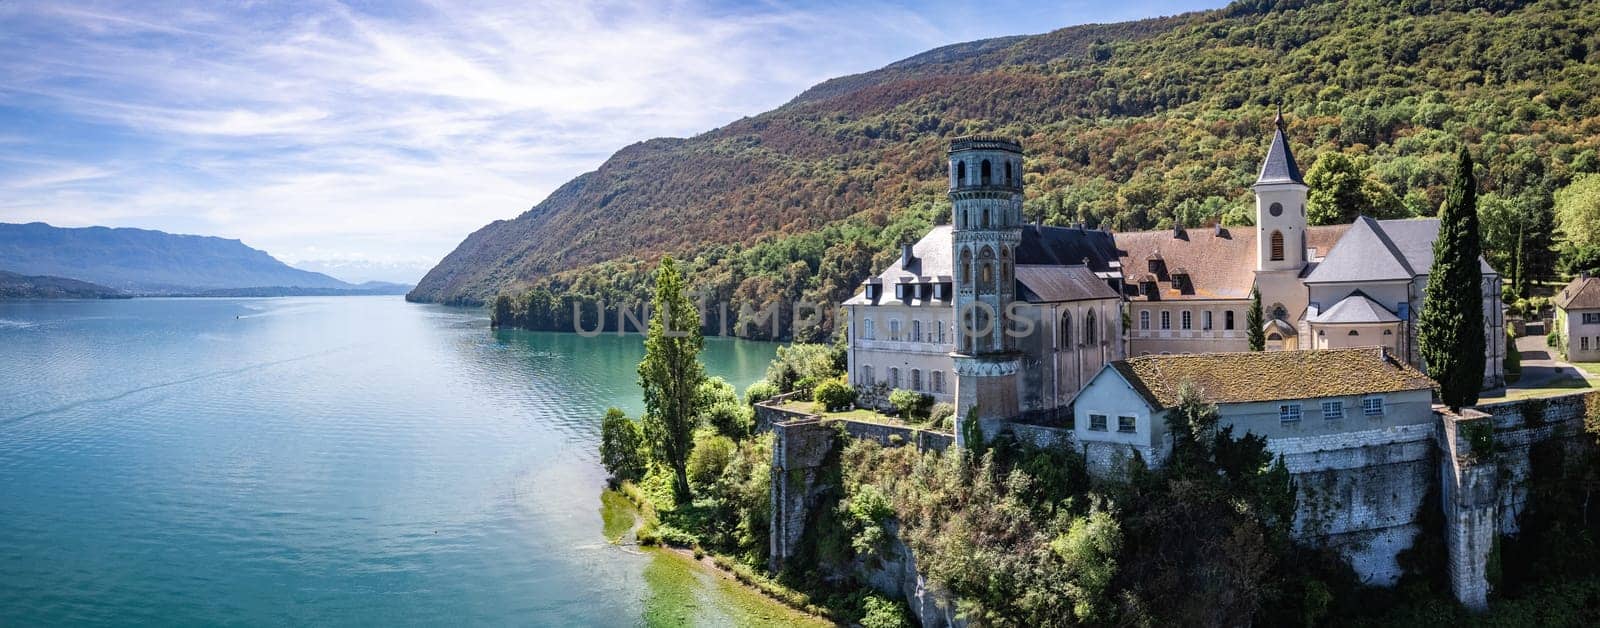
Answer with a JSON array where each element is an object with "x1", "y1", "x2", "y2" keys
[{"x1": 0, "y1": 0, "x2": 1222, "y2": 282}]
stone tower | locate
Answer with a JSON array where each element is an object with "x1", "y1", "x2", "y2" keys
[
  {"x1": 949, "y1": 135, "x2": 1023, "y2": 441},
  {"x1": 1253, "y1": 108, "x2": 1311, "y2": 348}
]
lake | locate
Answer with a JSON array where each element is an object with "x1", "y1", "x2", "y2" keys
[{"x1": 0, "y1": 296, "x2": 811, "y2": 626}]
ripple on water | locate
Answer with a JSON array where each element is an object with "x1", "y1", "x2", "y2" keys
[{"x1": 0, "y1": 297, "x2": 782, "y2": 625}]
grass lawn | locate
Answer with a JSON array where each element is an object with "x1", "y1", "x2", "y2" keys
[
  {"x1": 776, "y1": 399, "x2": 900, "y2": 423},
  {"x1": 1574, "y1": 362, "x2": 1600, "y2": 378}
]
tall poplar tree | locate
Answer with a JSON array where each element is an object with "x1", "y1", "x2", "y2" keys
[
  {"x1": 1247, "y1": 287, "x2": 1265, "y2": 352},
  {"x1": 638, "y1": 256, "x2": 706, "y2": 502},
  {"x1": 1419, "y1": 148, "x2": 1487, "y2": 410}
]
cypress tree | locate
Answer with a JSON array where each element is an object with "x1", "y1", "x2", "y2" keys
[
  {"x1": 1247, "y1": 286, "x2": 1265, "y2": 351},
  {"x1": 638, "y1": 256, "x2": 706, "y2": 502},
  {"x1": 1419, "y1": 147, "x2": 1487, "y2": 410}
]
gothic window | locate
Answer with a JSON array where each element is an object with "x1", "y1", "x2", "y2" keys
[
  {"x1": 1061, "y1": 311, "x2": 1072, "y2": 347},
  {"x1": 1139, "y1": 310, "x2": 1150, "y2": 330},
  {"x1": 1085, "y1": 309, "x2": 1098, "y2": 345},
  {"x1": 1272, "y1": 304, "x2": 1288, "y2": 321},
  {"x1": 982, "y1": 208, "x2": 990, "y2": 228},
  {"x1": 1270, "y1": 230, "x2": 1285, "y2": 261},
  {"x1": 957, "y1": 161, "x2": 966, "y2": 185},
  {"x1": 1005, "y1": 161, "x2": 1013, "y2": 186},
  {"x1": 981, "y1": 159, "x2": 992, "y2": 185},
  {"x1": 1000, "y1": 248, "x2": 1011, "y2": 286}
]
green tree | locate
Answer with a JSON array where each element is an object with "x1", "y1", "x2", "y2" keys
[
  {"x1": 599, "y1": 408, "x2": 646, "y2": 482},
  {"x1": 490, "y1": 294, "x2": 515, "y2": 328},
  {"x1": 639, "y1": 256, "x2": 707, "y2": 502},
  {"x1": 686, "y1": 429, "x2": 736, "y2": 491},
  {"x1": 1306, "y1": 152, "x2": 1408, "y2": 226},
  {"x1": 1419, "y1": 148, "x2": 1487, "y2": 410},
  {"x1": 1555, "y1": 174, "x2": 1600, "y2": 251},
  {"x1": 813, "y1": 377, "x2": 858, "y2": 412},
  {"x1": 1247, "y1": 286, "x2": 1265, "y2": 352}
]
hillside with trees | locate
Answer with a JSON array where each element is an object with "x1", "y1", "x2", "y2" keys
[{"x1": 420, "y1": 0, "x2": 1600, "y2": 341}]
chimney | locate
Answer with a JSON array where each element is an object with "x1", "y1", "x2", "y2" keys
[{"x1": 901, "y1": 243, "x2": 917, "y2": 268}]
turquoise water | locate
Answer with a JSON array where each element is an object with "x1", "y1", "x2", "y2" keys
[{"x1": 0, "y1": 296, "x2": 784, "y2": 625}]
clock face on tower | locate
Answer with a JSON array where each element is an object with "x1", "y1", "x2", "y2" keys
[{"x1": 1269, "y1": 202, "x2": 1284, "y2": 217}]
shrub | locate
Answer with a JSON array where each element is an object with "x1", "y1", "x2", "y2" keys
[
  {"x1": 704, "y1": 400, "x2": 753, "y2": 439},
  {"x1": 1505, "y1": 330, "x2": 1522, "y2": 377},
  {"x1": 888, "y1": 389, "x2": 935, "y2": 422},
  {"x1": 859, "y1": 594, "x2": 912, "y2": 628},
  {"x1": 813, "y1": 378, "x2": 858, "y2": 411},
  {"x1": 687, "y1": 429, "x2": 736, "y2": 490},
  {"x1": 744, "y1": 380, "x2": 780, "y2": 406},
  {"x1": 929, "y1": 402, "x2": 956, "y2": 428},
  {"x1": 599, "y1": 408, "x2": 646, "y2": 482}
]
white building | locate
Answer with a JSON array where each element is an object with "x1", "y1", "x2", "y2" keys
[
  {"x1": 1070, "y1": 347, "x2": 1437, "y2": 472},
  {"x1": 1553, "y1": 274, "x2": 1600, "y2": 361}
]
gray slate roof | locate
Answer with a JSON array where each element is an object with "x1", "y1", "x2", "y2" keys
[
  {"x1": 1309, "y1": 291, "x2": 1401, "y2": 324},
  {"x1": 844, "y1": 224, "x2": 1120, "y2": 306},
  {"x1": 1305, "y1": 217, "x2": 1496, "y2": 284},
  {"x1": 1016, "y1": 265, "x2": 1120, "y2": 303},
  {"x1": 1255, "y1": 123, "x2": 1304, "y2": 186}
]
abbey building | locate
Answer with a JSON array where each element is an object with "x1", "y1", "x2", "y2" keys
[{"x1": 842, "y1": 116, "x2": 1504, "y2": 425}]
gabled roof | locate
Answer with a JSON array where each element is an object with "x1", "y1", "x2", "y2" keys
[
  {"x1": 1306, "y1": 217, "x2": 1497, "y2": 283},
  {"x1": 1016, "y1": 265, "x2": 1120, "y2": 303},
  {"x1": 1308, "y1": 291, "x2": 1401, "y2": 324},
  {"x1": 1255, "y1": 117, "x2": 1305, "y2": 186},
  {"x1": 1108, "y1": 347, "x2": 1435, "y2": 409},
  {"x1": 1554, "y1": 275, "x2": 1600, "y2": 311},
  {"x1": 1304, "y1": 217, "x2": 1412, "y2": 283},
  {"x1": 1117, "y1": 225, "x2": 1347, "y2": 300}
]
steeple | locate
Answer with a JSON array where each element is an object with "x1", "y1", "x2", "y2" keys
[{"x1": 1255, "y1": 104, "x2": 1304, "y2": 186}]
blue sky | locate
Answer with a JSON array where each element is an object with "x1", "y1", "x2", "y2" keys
[{"x1": 0, "y1": 1, "x2": 1224, "y2": 283}]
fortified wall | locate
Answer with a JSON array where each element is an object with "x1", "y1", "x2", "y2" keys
[{"x1": 758, "y1": 391, "x2": 1598, "y2": 614}]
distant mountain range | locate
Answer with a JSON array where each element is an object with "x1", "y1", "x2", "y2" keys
[
  {"x1": 0, "y1": 270, "x2": 127, "y2": 299},
  {"x1": 0, "y1": 222, "x2": 412, "y2": 297}
]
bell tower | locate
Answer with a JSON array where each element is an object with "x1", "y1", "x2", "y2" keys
[
  {"x1": 1254, "y1": 106, "x2": 1309, "y2": 272},
  {"x1": 949, "y1": 135, "x2": 1023, "y2": 441}
]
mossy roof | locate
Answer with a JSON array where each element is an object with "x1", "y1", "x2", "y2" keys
[{"x1": 1110, "y1": 347, "x2": 1436, "y2": 409}]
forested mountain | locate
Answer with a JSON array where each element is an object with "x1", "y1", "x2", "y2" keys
[
  {"x1": 0, "y1": 270, "x2": 125, "y2": 299},
  {"x1": 0, "y1": 222, "x2": 353, "y2": 294},
  {"x1": 415, "y1": 0, "x2": 1600, "y2": 339}
]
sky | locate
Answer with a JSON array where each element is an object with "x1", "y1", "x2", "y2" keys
[{"x1": 0, "y1": 1, "x2": 1225, "y2": 284}]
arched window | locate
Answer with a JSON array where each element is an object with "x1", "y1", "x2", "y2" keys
[
  {"x1": 960, "y1": 248, "x2": 972, "y2": 284},
  {"x1": 1061, "y1": 311, "x2": 1073, "y2": 347},
  {"x1": 981, "y1": 159, "x2": 992, "y2": 185},
  {"x1": 1005, "y1": 161, "x2": 1013, "y2": 186},
  {"x1": 1085, "y1": 309, "x2": 1098, "y2": 345},
  {"x1": 863, "y1": 318, "x2": 875, "y2": 340},
  {"x1": 957, "y1": 161, "x2": 966, "y2": 185},
  {"x1": 1272, "y1": 304, "x2": 1288, "y2": 321},
  {"x1": 1348, "y1": 330, "x2": 1360, "y2": 336},
  {"x1": 979, "y1": 247, "x2": 995, "y2": 286},
  {"x1": 911, "y1": 369, "x2": 922, "y2": 391},
  {"x1": 1270, "y1": 230, "x2": 1285, "y2": 261},
  {"x1": 1000, "y1": 248, "x2": 1011, "y2": 286},
  {"x1": 982, "y1": 208, "x2": 990, "y2": 228},
  {"x1": 889, "y1": 367, "x2": 901, "y2": 389},
  {"x1": 912, "y1": 320, "x2": 923, "y2": 342}
]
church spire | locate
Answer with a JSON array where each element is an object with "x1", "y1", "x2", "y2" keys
[{"x1": 1256, "y1": 104, "x2": 1304, "y2": 187}]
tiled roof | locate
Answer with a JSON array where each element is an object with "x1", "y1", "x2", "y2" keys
[
  {"x1": 1554, "y1": 276, "x2": 1600, "y2": 310},
  {"x1": 1016, "y1": 265, "x2": 1120, "y2": 303},
  {"x1": 1109, "y1": 347, "x2": 1435, "y2": 409},
  {"x1": 1116, "y1": 225, "x2": 1348, "y2": 300},
  {"x1": 1255, "y1": 122, "x2": 1305, "y2": 186},
  {"x1": 1308, "y1": 291, "x2": 1401, "y2": 324}
]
